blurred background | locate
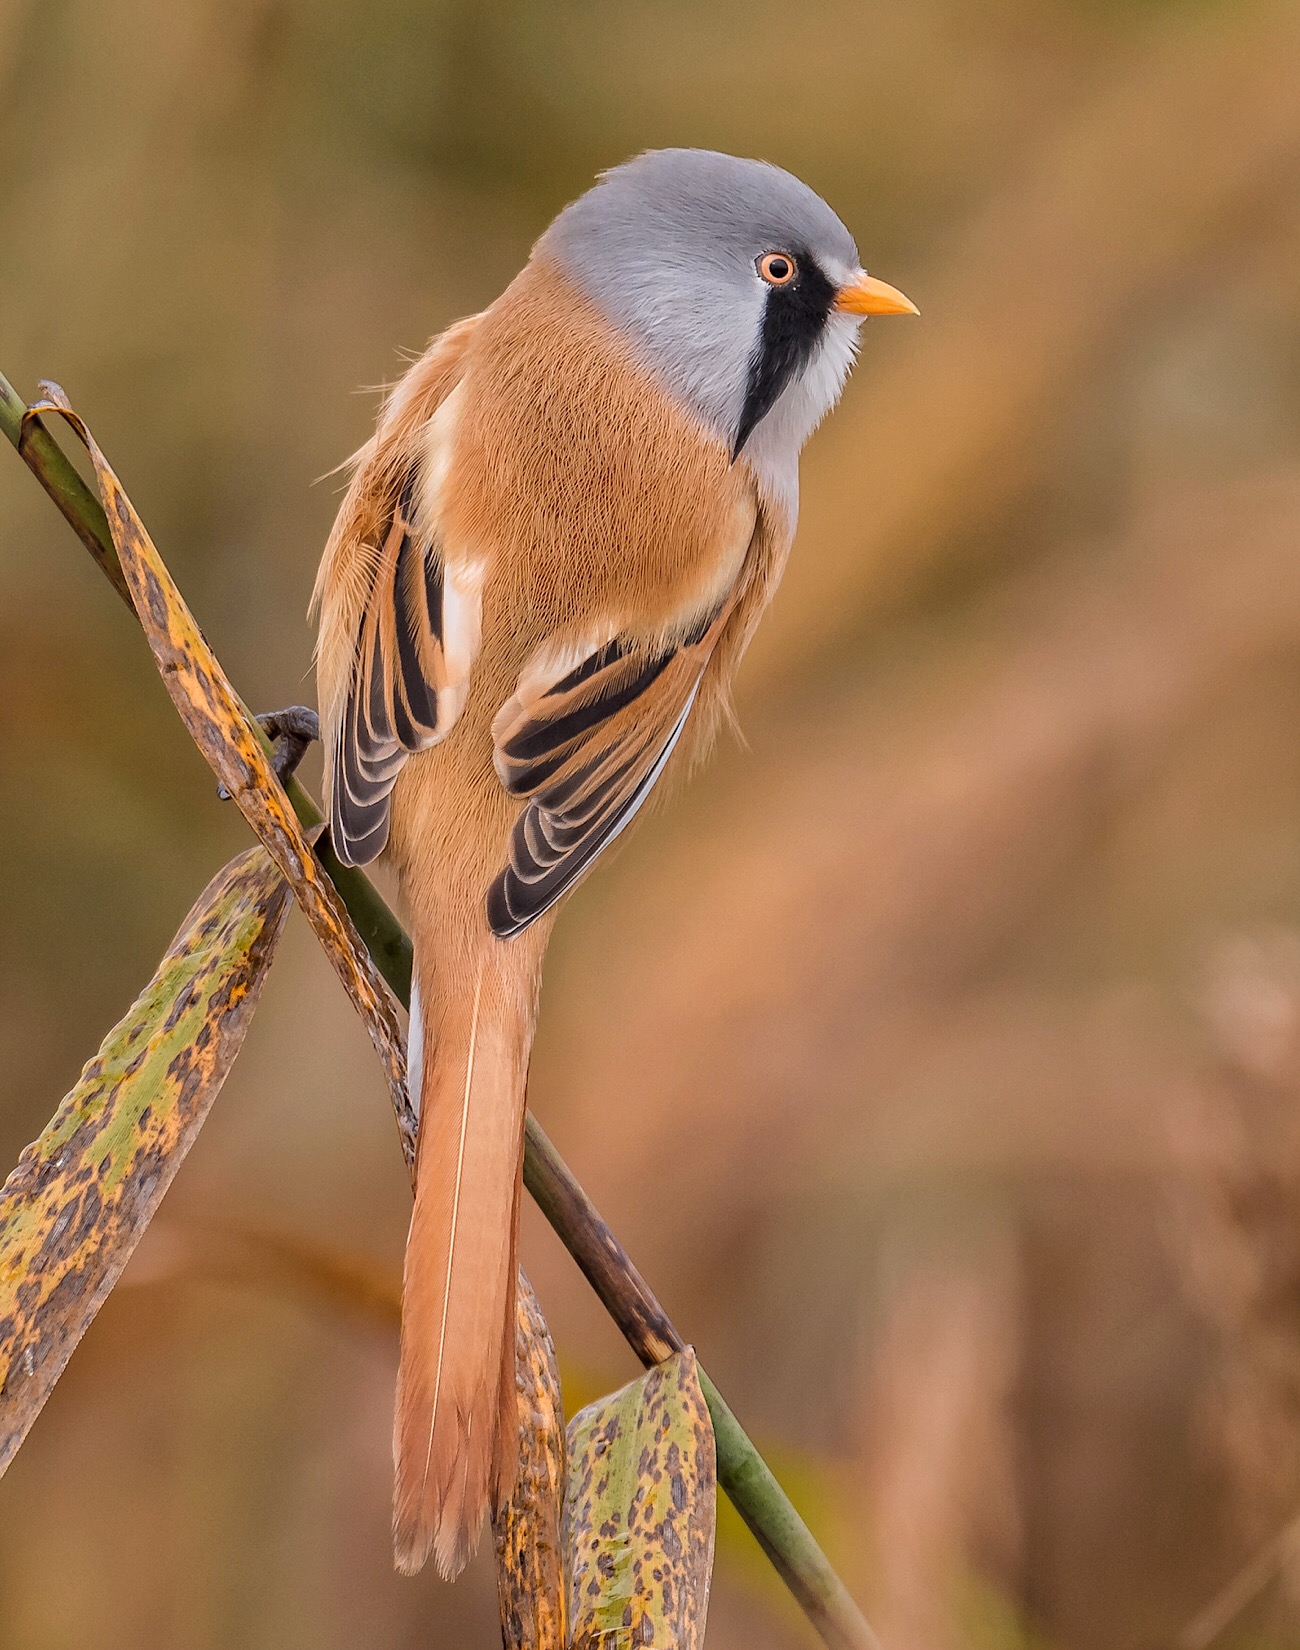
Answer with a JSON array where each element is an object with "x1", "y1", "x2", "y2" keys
[{"x1": 4, "y1": 0, "x2": 1300, "y2": 1644}]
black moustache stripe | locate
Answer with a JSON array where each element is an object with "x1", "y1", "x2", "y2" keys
[{"x1": 732, "y1": 250, "x2": 837, "y2": 460}]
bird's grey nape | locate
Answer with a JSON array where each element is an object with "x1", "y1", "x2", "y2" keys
[{"x1": 539, "y1": 148, "x2": 862, "y2": 514}]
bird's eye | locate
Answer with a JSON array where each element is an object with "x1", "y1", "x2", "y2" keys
[{"x1": 757, "y1": 251, "x2": 797, "y2": 287}]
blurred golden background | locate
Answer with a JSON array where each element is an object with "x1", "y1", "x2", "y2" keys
[{"x1": 5, "y1": 0, "x2": 1300, "y2": 1645}]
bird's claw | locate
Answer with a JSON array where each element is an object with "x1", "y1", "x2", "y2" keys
[{"x1": 217, "y1": 705, "x2": 321, "y2": 798}]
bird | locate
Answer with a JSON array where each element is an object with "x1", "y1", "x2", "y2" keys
[{"x1": 311, "y1": 146, "x2": 917, "y2": 1579}]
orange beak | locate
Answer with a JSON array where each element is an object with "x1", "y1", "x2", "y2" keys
[{"x1": 833, "y1": 271, "x2": 919, "y2": 318}]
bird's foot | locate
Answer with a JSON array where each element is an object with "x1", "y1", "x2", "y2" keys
[{"x1": 218, "y1": 705, "x2": 320, "y2": 797}]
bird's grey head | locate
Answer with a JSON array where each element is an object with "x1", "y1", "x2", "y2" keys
[{"x1": 539, "y1": 148, "x2": 915, "y2": 514}]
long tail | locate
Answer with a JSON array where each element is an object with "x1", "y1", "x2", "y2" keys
[{"x1": 393, "y1": 953, "x2": 529, "y2": 1577}]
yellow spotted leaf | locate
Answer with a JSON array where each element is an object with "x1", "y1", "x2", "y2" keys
[
  {"x1": 24, "y1": 385, "x2": 410, "y2": 1144},
  {"x1": 492, "y1": 1271, "x2": 568, "y2": 1650},
  {"x1": 0, "y1": 847, "x2": 290, "y2": 1474},
  {"x1": 565, "y1": 1348, "x2": 717, "y2": 1650}
]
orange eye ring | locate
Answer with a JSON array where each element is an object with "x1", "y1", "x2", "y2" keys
[{"x1": 757, "y1": 251, "x2": 798, "y2": 287}]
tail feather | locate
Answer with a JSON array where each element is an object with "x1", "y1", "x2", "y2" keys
[
  {"x1": 494, "y1": 1148, "x2": 525, "y2": 1495},
  {"x1": 393, "y1": 959, "x2": 528, "y2": 1577}
]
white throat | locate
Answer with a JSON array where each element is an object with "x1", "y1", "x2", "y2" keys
[{"x1": 739, "y1": 312, "x2": 860, "y2": 520}]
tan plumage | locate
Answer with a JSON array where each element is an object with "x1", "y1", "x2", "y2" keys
[
  {"x1": 312, "y1": 148, "x2": 915, "y2": 1577},
  {"x1": 316, "y1": 263, "x2": 782, "y2": 1576}
]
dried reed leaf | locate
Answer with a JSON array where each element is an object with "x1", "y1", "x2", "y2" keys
[
  {"x1": 23, "y1": 384, "x2": 408, "y2": 1134},
  {"x1": 565, "y1": 1347, "x2": 716, "y2": 1650},
  {"x1": 493, "y1": 1272, "x2": 568, "y2": 1650},
  {"x1": 0, "y1": 847, "x2": 289, "y2": 1475}
]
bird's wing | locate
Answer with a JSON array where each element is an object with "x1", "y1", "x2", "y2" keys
[
  {"x1": 314, "y1": 319, "x2": 482, "y2": 868},
  {"x1": 486, "y1": 602, "x2": 733, "y2": 936},
  {"x1": 329, "y1": 463, "x2": 482, "y2": 866}
]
